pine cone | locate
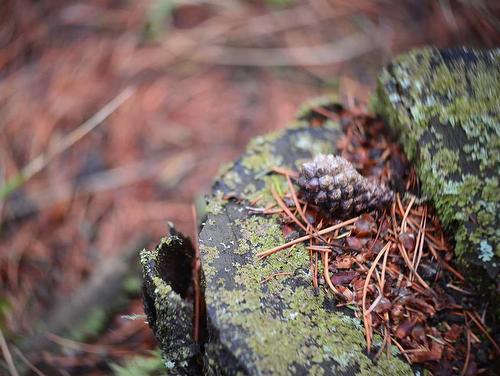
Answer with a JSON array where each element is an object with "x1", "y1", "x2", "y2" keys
[{"x1": 298, "y1": 154, "x2": 393, "y2": 218}]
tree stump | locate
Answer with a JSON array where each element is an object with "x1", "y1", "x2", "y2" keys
[{"x1": 141, "y1": 99, "x2": 413, "y2": 375}]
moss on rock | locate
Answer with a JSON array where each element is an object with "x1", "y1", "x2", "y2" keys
[{"x1": 373, "y1": 47, "x2": 499, "y2": 287}]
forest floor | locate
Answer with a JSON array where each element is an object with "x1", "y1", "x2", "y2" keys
[{"x1": 0, "y1": 0, "x2": 497, "y2": 375}]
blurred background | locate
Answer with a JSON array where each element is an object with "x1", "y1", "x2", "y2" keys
[{"x1": 0, "y1": 0, "x2": 498, "y2": 374}]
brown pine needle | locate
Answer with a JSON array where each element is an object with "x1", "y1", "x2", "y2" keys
[
  {"x1": 411, "y1": 206, "x2": 426, "y2": 281},
  {"x1": 399, "y1": 194, "x2": 415, "y2": 233},
  {"x1": 461, "y1": 323, "x2": 472, "y2": 376},
  {"x1": 313, "y1": 249, "x2": 319, "y2": 289},
  {"x1": 428, "y1": 243, "x2": 465, "y2": 282},
  {"x1": 0, "y1": 329, "x2": 19, "y2": 376},
  {"x1": 380, "y1": 241, "x2": 390, "y2": 292},
  {"x1": 392, "y1": 337, "x2": 412, "y2": 364},
  {"x1": 446, "y1": 283, "x2": 473, "y2": 295},
  {"x1": 396, "y1": 242, "x2": 430, "y2": 290},
  {"x1": 391, "y1": 202, "x2": 431, "y2": 290},
  {"x1": 256, "y1": 216, "x2": 359, "y2": 259},
  {"x1": 413, "y1": 207, "x2": 427, "y2": 274},
  {"x1": 271, "y1": 166, "x2": 298, "y2": 178},
  {"x1": 362, "y1": 241, "x2": 391, "y2": 351},
  {"x1": 375, "y1": 327, "x2": 389, "y2": 360},
  {"x1": 323, "y1": 251, "x2": 341, "y2": 296},
  {"x1": 271, "y1": 185, "x2": 308, "y2": 234},
  {"x1": 191, "y1": 205, "x2": 202, "y2": 343},
  {"x1": 466, "y1": 311, "x2": 500, "y2": 354}
]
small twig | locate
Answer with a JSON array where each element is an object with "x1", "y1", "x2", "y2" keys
[
  {"x1": 0, "y1": 86, "x2": 135, "y2": 200},
  {"x1": 0, "y1": 329, "x2": 19, "y2": 376},
  {"x1": 12, "y1": 347, "x2": 46, "y2": 376},
  {"x1": 256, "y1": 216, "x2": 359, "y2": 259}
]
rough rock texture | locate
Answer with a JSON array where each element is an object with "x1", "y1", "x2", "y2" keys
[
  {"x1": 198, "y1": 106, "x2": 413, "y2": 375},
  {"x1": 141, "y1": 225, "x2": 202, "y2": 375},
  {"x1": 298, "y1": 154, "x2": 393, "y2": 217},
  {"x1": 374, "y1": 47, "x2": 499, "y2": 286}
]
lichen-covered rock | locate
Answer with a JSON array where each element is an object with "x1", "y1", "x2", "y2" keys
[
  {"x1": 199, "y1": 115, "x2": 413, "y2": 375},
  {"x1": 373, "y1": 47, "x2": 499, "y2": 286},
  {"x1": 141, "y1": 225, "x2": 202, "y2": 375}
]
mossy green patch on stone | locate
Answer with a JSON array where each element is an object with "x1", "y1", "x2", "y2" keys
[
  {"x1": 241, "y1": 131, "x2": 284, "y2": 173},
  {"x1": 199, "y1": 244, "x2": 219, "y2": 278},
  {"x1": 219, "y1": 169, "x2": 243, "y2": 191},
  {"x1": 206, "y1": 191, "x2": 227, "y2": 215},
  {"x1": 374, "y1": 47, "x2": 499, "y2": 285},
  {"x1": 291, "y1": 132, "x2": 337, "y2": 156}
]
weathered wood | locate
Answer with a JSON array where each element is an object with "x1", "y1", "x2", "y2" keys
[{"x1": 141, "y1": 225, "x2": 202, "y2": 375}]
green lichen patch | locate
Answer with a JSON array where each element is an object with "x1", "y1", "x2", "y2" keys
[
  {"x1": 374, "y1": 47, "x2": 499, "y2": 286},
  {"x1": 241, "y1": 131, "x2": 285, "y2": 175},
  {"x1": 206, "y1": 190, "x2": 228, "y2": 215}
]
